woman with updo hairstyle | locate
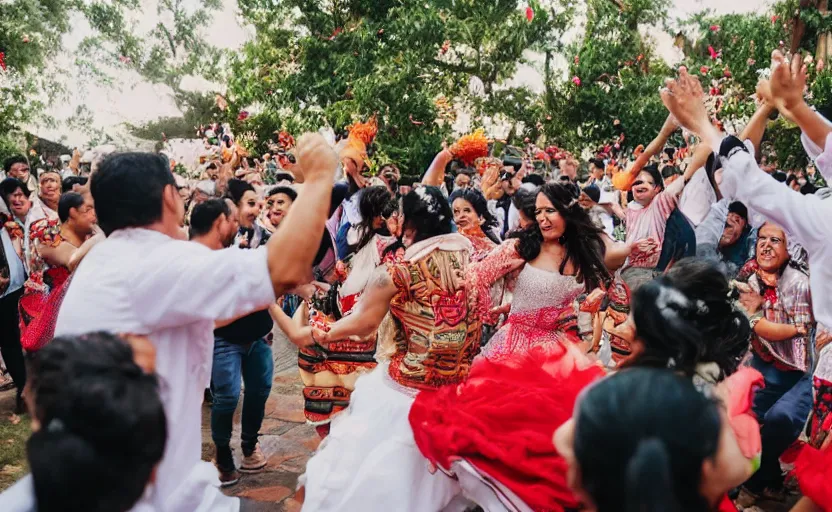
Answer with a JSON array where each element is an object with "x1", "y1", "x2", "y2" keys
[
  {"x1": 554, "y1": 368, "x2": 755, "y2": 512},
  {"x1": 625, "y1": 258, "x2": 752, "y2": 380},
  {"x1": 449, "y1": 187, "x2": 500, "y2": 261},
  {"x1": 301, "y1": 185, "x2": 483, "y2": 511}
]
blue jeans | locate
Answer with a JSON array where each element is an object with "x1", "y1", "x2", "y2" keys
[
  {"x1": 211, "y1": 337, "x2": 274, "y2": 455},
  {"x1": 746, "y1": 354, "x2": 813, "y2": 491}
]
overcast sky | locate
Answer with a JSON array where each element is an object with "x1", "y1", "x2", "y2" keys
[{"x1": 31, "y1": 0, "x2": 771, "y2": 147}]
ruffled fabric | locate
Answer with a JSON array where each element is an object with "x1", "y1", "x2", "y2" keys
[
  {"x1": 409, "y1": 344, "x2": 605, "y2": 512},
  {"x1": 718, "y1": 367, "x2": 765, "y2": 466},
  {"x1": 794, "y1": 442, "x2": 832, "y2": 511}
]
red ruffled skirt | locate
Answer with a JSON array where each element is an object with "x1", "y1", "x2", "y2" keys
[{"x1": 409, "y1": 343, "x2": 605, "y2": 512}]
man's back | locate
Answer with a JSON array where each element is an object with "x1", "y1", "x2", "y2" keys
[{"x1": 56, "y1": 227, "x2": 275, "y2": 511}]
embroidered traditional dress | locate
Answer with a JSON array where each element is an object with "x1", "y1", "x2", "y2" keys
[
  {"x1": 299, "y1": 234, "x2": 402, "y2": 436},
  {"x1": 468, "y1": 239, "x2": 586, "y2": 364},
  {"x1": 301, "y1": 233, "x2": 479, "y2": 512},
  {"x1": 458, "y1": 223, "x2": 496, "y2": 262},
  {"x1": 19, "y1": 218, "x2": 70, "y2": 332}
]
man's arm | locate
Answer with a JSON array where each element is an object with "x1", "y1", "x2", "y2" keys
[
  {"x1": 695, "y1": 199, "x2": 729, "y2": 257},
  {"x1": 321, "y1": 266, "x2": 397, "y2": 342},
  {"x1": 739, "y1": 102, "x2": 776, "y2": 161},
  {"x1": 615, "y1": 114, "x2": 679, "y2": 190},
  {"x1": 264, "y1": 134, "x2": 337, "y2": 297},
  {"x1": 754, "y1": 319, "x2": 802, "y2": 342}
]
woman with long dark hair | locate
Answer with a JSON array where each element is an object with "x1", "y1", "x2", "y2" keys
[
  {"x1": 449, "y1": 187, "x2": 500, "y2": 261},
  {"x1": 468, "y1": 182, "x2": 610, "y2": 362}
]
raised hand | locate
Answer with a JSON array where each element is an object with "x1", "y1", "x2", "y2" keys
[
  {"x1": 660, "y1": 68, "x2": 722, "y2": 150},
  {"x1": 769, "y1": 50, "x2": 808, "y2": 119},
  {"x1": 295, "y1": 133, "x2": 338, "y2": 183}
]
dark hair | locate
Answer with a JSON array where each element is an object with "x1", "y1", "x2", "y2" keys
[
  {"x1": 772, "y1": 171, "x2": 788, "y2": 183},
  {"x1": 0, "y1": 177, "x2": 31, "y2": 208},
  {"x1": 402, "y1": 186, "x2": 453, "y2": 244},
  {"x1": 511, "y1": 184, "x2": 538, "y2": 225},
  {"x1": 27, "y1": 332, "x2": 166, "y2": 512},
  {"x1": 3, "y1": 155, "x2": 28, "y2": 174},
  {"x1": 801, "y1": 182, "x2": 817, "y2": 195},
  {"x1": 786, "y1": 174, "x2": 798, "y2": 187},
  {"x1": 267, "y1": 185, "x2": 297, "y2": 202},
  {"x1": 661, "y1": 166, "x2": 681, "y2": 180},
  {"x1": 225, "y1": 178, "x2": 256, "y2": 206},
  {"x1": 91, "y1": 153, "x2": 176, "y2": 236},
  {"x1": 189, "y1": 199, "x2": 231, "y2": 239},
  {"x1": 58, "y1": 192, "x2": 85, "y2": 223},
  {"x1": 630, "y1": 258, "x2": 750, "y2": 377},
  {"x1": 521, "y1": 173, "x2": 545, "y2": 187},
  {"x1": 510, "y1": 183, "x2": 609, "y2": 292},
  {"x1": 273, "y1": 172, "x2": 295, "y2": 183},
  {"x1": 449, "y1": 188, "x2": 500, "y2": 244},
  {"x1": 589, "y1": 158, "x2": 605, "y2": 171},
  {"x1": 728, "y1": 201, "x2": 748, "y2": 223},
  {"x1": 639, "y1": 164, "x2": 664, "y2": 191},
  {"x1": 61, "y1": 176, "x2": 88, "y2": 193},
  {"x1": 573, "y1": 368, "x2": 721, "y2": 512},
  {"x1": 353, "y1": 186, "x2": 395, "y2": 252}
]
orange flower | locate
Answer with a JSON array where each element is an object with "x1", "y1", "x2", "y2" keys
[
  {"x1": 452, "y1": 130, "x2": 489, "y2": 166},
  {"x1": 347, "y1": 117, "x2": 378, "y2": 145}
]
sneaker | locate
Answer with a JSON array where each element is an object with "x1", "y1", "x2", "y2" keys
[
  {"x1": 240, "y1": 445, "x2": 267, "y2": 473},
  {"x1": 216, "y1": 463, "x2": 241, "y2": 487}
]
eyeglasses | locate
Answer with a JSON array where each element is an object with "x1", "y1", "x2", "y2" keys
[{"x1": 632, "y1": 180, "x2": 655, "y2": 187}]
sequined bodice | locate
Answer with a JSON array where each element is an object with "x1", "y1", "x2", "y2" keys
[{"x1": 509, "y1": 264, "x2": 584, "y2": 315}]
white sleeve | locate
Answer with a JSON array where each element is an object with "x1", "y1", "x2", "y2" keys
[
  {"x1": 695, "y1": 199, "x2": 729, "y2": 253},
  {"x1": 800, "y1": 110, "x2": 832, "y2": 181},
  {"x1": 131, "y1": 242, "x2": 276, "y2": 329},
  {"x1": 720, "y1": 145, "x2": 832, "y2": 256}
]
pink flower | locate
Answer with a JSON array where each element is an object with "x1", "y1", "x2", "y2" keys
[
  {"x1": 710, "y1": 25, "x2": 720, "y2": 32},
  {"x1": 700, "y1": 66, "x2": 710, "y2": 74},
  {"x1": 441, "y1": 40, "x2": 451, "y2": 55},
  {"x1": 723, "y1": 66, "x2": 732, "y2": 78},
  {"x1": 21, "y1": 35, "x2": 30, "y2": 44},
  {"x1": 0, "y1": 52, "x2": 6, "y2": 71},
  {"x1": 771, "y1": 15, "x2": 779, "y2": 23},
  {"x1": 708, "y1": 45, "x2": 719, "y2": 60},
  {"x1": 118, "y1": 55, "x2": 131, "y2": 64},
  {"x1": 779, "y1": 40, "x2": 785, "y2": 47},
  {"x1": 237, "y1": 111, "x2": 250, "y2": 121},
  {"x1": 525, "y1": 6, "x2": 534, "y2": 22},
  {"x1": 571, "y1": 76, "x2": 581, "y2": 86},
  {"x1": 747, "y1": 58, "x2": 756, "y2": 66}
]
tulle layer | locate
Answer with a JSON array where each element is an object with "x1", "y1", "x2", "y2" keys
[{"x1": 410, "y1": 344, "x2": 605, "y2": 512}]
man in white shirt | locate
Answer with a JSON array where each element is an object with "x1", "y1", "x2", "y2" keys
[{"x1": 54, "y1": 134, "x2": 336, "y2": 512}]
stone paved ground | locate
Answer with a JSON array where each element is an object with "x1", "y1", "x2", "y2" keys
[{"x1": 200, "y1": 330, "x2": 318, "y2": 512}]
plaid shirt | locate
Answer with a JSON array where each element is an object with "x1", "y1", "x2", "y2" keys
[{"x1": 742, "y1": 262, "x2": 813, "y2": 372}]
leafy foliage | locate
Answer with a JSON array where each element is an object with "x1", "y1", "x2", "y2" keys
[{"x1": 227, "y1": 0, "x2": 573, "y2": 176}]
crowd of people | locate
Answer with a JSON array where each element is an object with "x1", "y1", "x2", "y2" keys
[{"x1": 0, "y1": 49, "x2": 830, "y2": 512}]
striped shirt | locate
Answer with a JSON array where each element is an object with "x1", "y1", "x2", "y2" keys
[{"x1": 624, "y1": 177, "x2": 685, "y2": 269}]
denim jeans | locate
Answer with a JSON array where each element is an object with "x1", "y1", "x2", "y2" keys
[
  {"x1": 745, "y1": 353, "x2": 813, "y2": 491},
  {"x1": 211, "y1": 337, "x2": 274, "y2": 458}
]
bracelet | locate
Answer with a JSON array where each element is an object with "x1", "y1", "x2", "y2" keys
[
  {"x1": 310, "y1": 329, "x2": 328, "y2": 353},
  {"x1": 749, "y1": 311, "x2": 764, "y2": 329}
]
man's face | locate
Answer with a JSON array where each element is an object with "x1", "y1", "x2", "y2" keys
[
  {"x1": 559, "y1": 158, "x2": 577, "y2": 180},
  {"x1": 69, "y1": 193, "x2": 97, "y2": 236},
  {"x1": 756, "y1": 224, "x2": 789, "y2": 273},
  {"x1": 591, "y1": 165, "x2": 604, "y2": 180},
  {"x1": 8, "y1": 162, "x2": 29, "y2": 181},
  {"x1": 455, "y1": 173, "x2": 471, "y2": 190},
  {"x1": 5, "y1": 187, "x2": 30, "y2": 218},
  {"x1": 632, "y1": 170, "x2": 660, "y2": 205},
  {"x1": 501, "y1": 167, "x2": 518, "y2": 195},
  {"x1": 719, "y1": 212, "x2": 747, "y2": 248},
  {"x1": 220, "y1": 201, "x2": 239, "y2": 247},
  {"x1": 267, "y1": 192, "x2": 294, "y2": 228},
  {"x1": 38, "y1": 172, "x2": 61, "y2": 204}
]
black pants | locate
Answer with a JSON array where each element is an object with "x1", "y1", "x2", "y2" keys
[{"x1": 0, "y1": 288, "x2": 25, "y2": 398}]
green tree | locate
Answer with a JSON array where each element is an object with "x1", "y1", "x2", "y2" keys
[{"x1": 228, "y1": 0, "x2": 573, "y2": 176}]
